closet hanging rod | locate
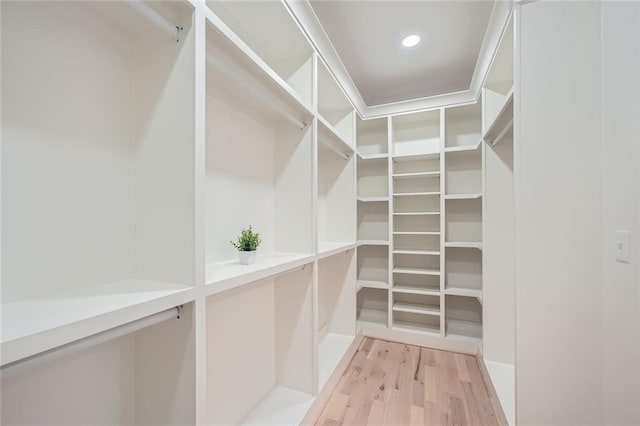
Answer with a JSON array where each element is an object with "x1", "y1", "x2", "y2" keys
[
  {"x1": 319, "y1": 135, "x2": 350, "y2": 160},
  {"x1": 125, "y1": 1, "x2": 183, "y2": 43},
  {"x1": 206, "y1": 53, "x2": 307, "y2": 131},
  {"x1": 0, "y1": 306, "x2": 183, "y2": 377},
  {"x1": 490, "y1": 118, "x2": 514, "y2": 146}
]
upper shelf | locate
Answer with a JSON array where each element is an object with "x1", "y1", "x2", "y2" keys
[
  {"x1": 393, "y1": 152, "x2": 440, "y2": 162},
  {"x1": 205, "y1": 8, "x2": 314, "y2": 130},
  {"x1": 483, "y1": 87, "x2": 514, "y2": 146},
  {"x1": 318, "y1": 60, "x2": 355, "y2": 148},
  {"x1": 444, "y1": 141, "x2": 482, "y2": 153},
  {"x1": 1, "y1": 280, "x2": 196, "y2": 366},
  {"x1": 357, "y1": 152, "x2": 388, "y2": 160},
  {"x1": 205, "y1": 252, "x2": 315, "y2": 296},
  {"x1": 318, "y1": 116, "x2": 355, "y2": 160},
  {"x1": 445, "y1": 193, "x2": 483, "y2": 200},
  {"x1": 204, "y1": 0, "x2": 314, "y2": 109}
]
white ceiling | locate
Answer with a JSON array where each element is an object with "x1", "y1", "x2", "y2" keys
[{"x1": 309, "y1": 1, "x2": 496, "y2": 106}]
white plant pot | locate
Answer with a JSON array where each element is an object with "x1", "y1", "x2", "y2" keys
[{"x1": 238, "y1": 250, "x2": 257, "y2": 265}]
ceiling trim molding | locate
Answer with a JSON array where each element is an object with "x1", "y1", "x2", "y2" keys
[
  {"x1": 284, "y1": 0, "x2": 367, "y2": 113},
  {"x1": 469, "y1": 1, "x2": 514, "y2": 97},
  {"x1": 285, "y1": 0, "x2": 514, "y2": 119}
]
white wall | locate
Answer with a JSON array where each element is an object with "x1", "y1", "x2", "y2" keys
[
  {"x1": 601, "y1": 2, "x2": 640, "y2": 424},
  {"x1": 516, "y1": 2, "x2": 604, "y2": 424}
]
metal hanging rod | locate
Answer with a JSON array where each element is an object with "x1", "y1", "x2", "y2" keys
[
  {"x1": 125, "y1": 1, "x2": 183, "y2": 43},
  {"x1": 206, "y1": 53, "x2": 308, "y2": 131},
  {"x1": 318, "y1": 135, "x2": 350, "y2": 160},
  {"x1": 0, "y1": 306, "x2": 183, "y2": 377}
]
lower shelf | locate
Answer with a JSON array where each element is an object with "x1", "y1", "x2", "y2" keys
[
  {"x1": 205, "y1": 252, "x2": 314, "y2": 294},
  {"x1": 446, "y1": 319, "x2": 483, "y2": 347},
  {"x1": 357, "y1": 307, "x2": 388, "y2": 331},
  {"x1": 240, "y1": 386, "x2": 314, "y2": 426},
  {"x1": 392, "y1": 321, "x2": 440, "y2": 336},
  {"x1": 1, "y1": 280, "x2": 195, "y2": 366},
  {"x1": 444, "y1": 287, "x2": 483, "y2": 304},
  {"x1": 319, "y1": 333, "x2": 354, "y2": 391}
]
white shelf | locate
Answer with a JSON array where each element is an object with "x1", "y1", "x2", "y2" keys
[
  {"x1": 357, "y1": 240, "x2": 389, "y2": 246},
  {"x1": 393, "y1": 267, "x2": 440, "y2": 276},
  {"x1": 317, "y1": 241, "x2": 357, "y2": 260},
  {"x1": 393, "y1": 249, "x2": 441, "y2": 256},
  {"x1": 393, "y1": 285, "x2": 440, "y2": 296},
  {"x1": 357, "y1": 280, "x2": 389, "y2": 291},
  {"x1": 445, "y1": 242, "x2": 483, "y2": 250},
  {"x1": 205, "y1": 253, "x2": 314, "y2": 295},
  {"x1": 356, "y1": 308, "x2": 388, "y2": 330},
  {"x1": 446, "y1": 319, "x2": 483, "y2": 346},
  {"x1": 1, "y1": 280, "x2": 195, "y2": 366},
  {"x1": 392, "y1": 302, "x2": 440, "y2": 316},
  {"x1": 318, "y1": 116, "x2": 355, "y2": 159},
  {"x1": 444, "y1": 287, "x2": 483, "y2": 304},
  {"x1": 357, "y1": 152, "x2": 388, "y2": 160},
  {"x1": 319, "y1": 333, "x2": 354, "y2": 391},
  {"x1": 357, "y1": 196, "x2": 389, "y2": 203},
  {"x1": 393, "y1": 191, "x2": 441, "y2": 197},
  {"x1": 392, "y1": 152, "x2": 440, "y2": 162},
  {"x1": 393, "y1": 231, "x2": 441, "y2": 236},
  {"x1": 483, "y1": 87, "x2": 514, "y2": 146},
  {"x1": 393, "y1": 211, "x2": 440, "y2": 216},
  {"x1": 240, "y1": 386, "x2": 314, "y2": 426},
  {"x1": 392, "y1": 171, "x2": 440, "y2": 179},
  {"x1": 392, "y1": 322, "x2": 440, "y2": 336},
  {"x1": 445, "y1": 193, "x2": 483, "y2": 200},
  {"x1": 444, "y1": 141, "x2": 482, "y2": 153}
]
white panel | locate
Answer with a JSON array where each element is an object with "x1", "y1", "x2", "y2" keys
[
  {"x1": 205, "y1": 97, "x2": 276, "y2": 263},
  {"x1": 357, "y1": 158, "x2": 388, "y2": 198},
  {"x1": 206, "y1": 281, "x2": 276, "y2": 425},
  {"x1": 1, "y1": 1, "x2": 135, "y2": 301},
  {"x1": 274, "y1": 267, "x2": 314, "y2": 394},
  {"x1": 516, "y1": 3, "x2": 603, "y2": 424},
  {"x1": 1, "y1": 336, "x2": 135, "y2": 425},
  {"x1": 601, "y1": 2, "x2": 640, "y2": 424},
  {"x1": 134, "y1": 304, "x2": 196, "y2": 425},
  {"x1": 134, "y1": 9, "x2": 196, "y2": 285},
  {"x1": 483, "y1": 137, "x2": 514, "y2": 364},
  {"x1": 318, "y1": 251, "x2": 356, "y2": 337}
]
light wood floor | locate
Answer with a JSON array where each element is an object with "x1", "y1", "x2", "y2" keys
[{"x1": 314, "y1": 338, "x2": 500, "y2": 425}]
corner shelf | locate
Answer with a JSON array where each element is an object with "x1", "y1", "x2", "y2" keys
[
  {"x1": 393, "y1": 267, "x2": 440, "y2": 276},
  {"x1": 445, "y1": 242, "x2": 483, "y2": 250},
  {"x1": 392, "y1": 322, "x2": 440, "y2": 337},
  {"x1": 357, "y1": 196, "x2": 389, "y2": 203},
  {"x1": 392, "y1": 171, "x2": 440, "y2": 179},
  {"x1": 392, "y1": 302, "x2": 440, "y2": 317},
  {"x1": 240, "y1": 386, "x2": 314, "y2": 426},
  {"x1": 357, "y1": 280, "x2": 389, "y2": 291},
  {"x1": 357, "y1": 240, "x2": 389, "y2": 246},
  {"x1": 393, "y1": 249, "x2": 440, "y2": 256},
  {"x1": 357, "y1": 152, "x2": 388, "y2": 160},
  {"x1": 2, "y1": 280, "x2": 196, "y2": 366},
  {"x1": 393, "y1": 211, "x2": 440, "y2": 216},
  {"x1": 393, "y1": 285, "x2": 440, "y2": 297},
  {"x1": 444, "y1": 141, "x2": 482, "y2": 153},
  {"x1": 483, "y1": 86, "x2": 514, "y2": 146},
  {"x1": 444, "y1": 287, "x2": 483, "y2": 304},
  {"x1": 445, "y1": 193, "x2": 483, "y2": 200},
  {"x1": 392, "y1": 153, "x2": 440, "y2": 162},
  {"x1": 393, "y1": 191, "x2": 441, "y2": 197},
  {"x1": 205, "y1": 253, "x2": 314, "y2": 295},
  {"x1": 393, "y1": 231, "x2": 441, "y2": 236}
]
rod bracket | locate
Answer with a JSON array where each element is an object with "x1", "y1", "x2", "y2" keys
[
  {"x1": 176, "y1": 305, "x2": 184, "y2": 319},
  {"x1": 175, "y1": 26, "x2": 184, "y2": 43}
]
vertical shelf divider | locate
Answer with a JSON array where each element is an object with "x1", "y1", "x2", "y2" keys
[{"x1": 439, "y1": 108, "x2": 447, "y2": 337}]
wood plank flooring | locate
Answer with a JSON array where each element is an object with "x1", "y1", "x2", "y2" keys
[{"x1": 314, "y1": 338, "x2": 500, "y2": 425}]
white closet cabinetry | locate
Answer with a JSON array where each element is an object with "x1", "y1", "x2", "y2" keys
[{"x1": 2, "y1": 5, "x2": 198, "y2": 422}]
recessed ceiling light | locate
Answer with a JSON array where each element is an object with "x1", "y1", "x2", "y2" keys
[{"x1": 402, "y1": 35, "x2": 421, "y2": 48}]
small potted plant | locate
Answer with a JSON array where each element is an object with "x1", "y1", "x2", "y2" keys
[{"x1": 231, "y1": 226, "x2": 261, "y2": 265}]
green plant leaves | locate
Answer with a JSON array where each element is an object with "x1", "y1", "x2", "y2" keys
[{"x1": 230, "y1": 225, "x2": 261, "y2": 251}]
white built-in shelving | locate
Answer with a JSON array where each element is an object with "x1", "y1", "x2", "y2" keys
[{"x1": 1, "y1": 1, "x2": 199, "y2": 422}]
